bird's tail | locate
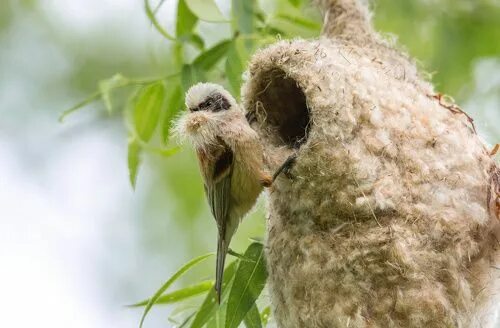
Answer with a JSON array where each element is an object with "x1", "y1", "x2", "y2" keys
[{"x1": 215, "y1": 235, "x2": 228, "y2": 304}]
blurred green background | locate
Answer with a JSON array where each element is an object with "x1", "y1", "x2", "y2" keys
[{"x1": 0, "y1": 0, "x2": 498, "y2": 327}]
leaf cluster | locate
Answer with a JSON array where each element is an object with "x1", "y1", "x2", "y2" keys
[
  {"x1": 131, "y1": 242, "x2": 269, "y2": 328},
  {"x1": 60, "y1": 0, "x2": 320, "y2": 189}
]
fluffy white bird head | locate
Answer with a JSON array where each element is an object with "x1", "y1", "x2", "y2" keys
[
  {"x1": 185, "y1": 83, "x2": 237, "y2": 113},
  {"x1": 174, "y1": 83, "x2": 239, "y2": 148}
]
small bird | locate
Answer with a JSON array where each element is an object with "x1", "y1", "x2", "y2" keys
[{"x1": 175, "y1": 83, "x2": 273, "y2": 302}]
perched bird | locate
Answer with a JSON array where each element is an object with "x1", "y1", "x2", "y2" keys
[{"x1": 174, "y1": 83, "x2": 272, "y2": 302}]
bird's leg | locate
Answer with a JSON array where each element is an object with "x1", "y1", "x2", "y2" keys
[{"x1": 272, "y1": 153, "x2": 297, "y2": 182}]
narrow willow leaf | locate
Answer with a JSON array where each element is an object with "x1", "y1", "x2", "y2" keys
[
  {"x1": 231, "y1": 0, "x2": 255, "y2": 50},
  {"x1": 288, "y1": 0, "x2": 302, "y2": 7},
  {"x1": 276, "y1": 13, "x2": 321, "y2": 31},
  {"x1": 176, "y1": 0, "x2": 197, "y2": 37},
  {"x1": 179, "y1": 312, "x2": 197, "y2": 328},
  {"x1": 145, "y1": 0, "x2": 176, "y2": 41},
  {"x1": 58, "y1": 91, "x2": 100, "y2": 122},
  {"x1": 267, "y1": 15, "x2": 320, "y2": 38},
  {"x1": 139, "y1": 253, "x2": 214, "y2": 328},
  {"x1": 190, "y1": 261, "x2": 238, "y2": 328},
  {"x1": 260, "y1": 306, "x2": 271, "y2": 326},
  {"x1": 193, "y1": 40, "x2": 231, "y2": 71},
  {"x1": 162, "y1": 84, "x2": 183, "y2": 144},
  {"x1": 133, "y1": 82, "x2": 165, "y2": 142},
  {"x1": 243, "y1": 303, "x2": 262, "y2": 328},
  {"x1": 225, "y1": 41, "x2": 244, "y2": 96},
  {"x1": 184, "y1": 0, "x2": 226, "y2": 22},
  {"x1": 99, "y1": 74, "x2": 129, "y2": 114},
  {"x1": 185, "y1": 33, "x2": 204, "y2": 50},
  {"x1": 181, "y1": 64, "x2": 205, "y2": 92},
  {"x1": 129, "y1": 280, "x2": 213, "y2": 307},
  {"x1": 231, "y1": 0, "x2": 254, "y2": 33},
  {"x1": 127, "y1": 139, "x2": 141, "y2": 189},
  {"x1": 225, "y1": 243, "x2": 267, "y2": 328}
]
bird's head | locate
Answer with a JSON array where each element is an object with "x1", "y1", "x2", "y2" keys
[
  {"x1": 185, "y1": 83, "x2": 237, "y2": 113},
  {"x1": 174, "y1": 83, "x2": 239, "y2": 147}
]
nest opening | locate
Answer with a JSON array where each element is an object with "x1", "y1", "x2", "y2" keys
[{"x1": 252, "y1": 69, "x2": 310, "y2": 148}]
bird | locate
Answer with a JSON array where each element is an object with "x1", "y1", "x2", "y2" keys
[{"x1": 174, "y1": 83, "x2": 273, "y2": 302}]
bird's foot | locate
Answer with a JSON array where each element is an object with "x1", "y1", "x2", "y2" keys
[{"x1": 272, "y1": 153, "x2": 297, "y2": 182}]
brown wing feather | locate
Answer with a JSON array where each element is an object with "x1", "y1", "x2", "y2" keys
[{"x1": 196, "y1": 142, "x2": 234, "y2": 302}]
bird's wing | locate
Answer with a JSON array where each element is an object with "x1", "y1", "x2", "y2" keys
[
  {"x1": 196, "y1": 143, "x2": 234, "y2": 229},
  {"x1": 196, "y1": 143, "x2": 234, "y2": 301}
]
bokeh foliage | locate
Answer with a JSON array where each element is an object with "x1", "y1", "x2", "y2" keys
[{"x1": 59, "y1": 0, "x2": 499, "y2": 326}]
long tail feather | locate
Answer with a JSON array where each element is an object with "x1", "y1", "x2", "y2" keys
[{"x1": 215, "y1": 235, "x2": 228, "y2": 304}]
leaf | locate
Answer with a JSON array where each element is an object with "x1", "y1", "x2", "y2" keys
[
  {"x1": 190, "y1": 261, "x2": 238, "y2": 328},
  {"x1": 127, "y1": 139, "x2": 141, "y2": 189},
  {"x1": 181, "y1": 64, "x2": 205, "y2": 92},
  {"x1": 139, "y1": 253, "x2": 214, "y2": 328},
  {"x1": 260, "y1": 306, "x2": 271, "y2": 326},
  {"x1": 193, "y1": 40, "x2": 231, "y2": 71},
  {"x1": 176, "y1": 0, "x2": 198, "y2": 37},
  {"x1": 243, "y1": 303, "x2": 262, "y2": 328},
  {"x1": 288, "y1": 0, "x2": 302, "y2": 7},
  {"x1": 225, "y1": 243, "x2": 267, "y2": 328},
  {"x1": 145, "y1": 0, "x2": 176, "y2": 41},
  {"x1": 99, "y1": 74, "x2": 129, "y2": 114},
  {"x1": 162, "y1": 84, "x2": 183, "y2": 144},
  {"x1": 276, "y1": 13, "x2": 321, "y2": 31},
  {"x1": 185, "y1": 33, "x2": 205, "y2": 50},
  {"x1": 129, "y1": 280, "x2": 214, "y2": 307},
  {"x1": 231, "y1": 0, "x2": 256, "y2": 50},
  {"x1": 58, "y1": 91, "x2": 100, "y2": 122},
  {"x1": 225, "y1": 41, "x2": 244, "y2": 96},
  {"x1": 133, "y1": 82, "x2": 166, "y2": 142},
  {"x1": 267, "y1": 14, "x2": 321, "y2": 38},
  {"x1": 184, "y1": 0, "x2": 226, "y2": 22}
]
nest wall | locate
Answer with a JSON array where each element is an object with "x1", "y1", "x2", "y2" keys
[{"x1": 241, "y1": 15, "x2": 500, "y2": 328}]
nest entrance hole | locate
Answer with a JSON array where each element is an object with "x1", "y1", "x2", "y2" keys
[{"x1": 253, "y1": 69, "x2": 310, "y2": 148}]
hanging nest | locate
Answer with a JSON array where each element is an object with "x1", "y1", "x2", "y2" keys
[{"x1": 241, "y1": 0, "x2": 500, "y2": 327}]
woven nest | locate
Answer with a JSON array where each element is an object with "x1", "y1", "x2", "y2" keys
[{"x1": 241, "y1": 1, "x2": 500, "y2": 327}]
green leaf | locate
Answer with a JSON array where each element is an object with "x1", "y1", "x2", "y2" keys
[
  {"x1": 145, "y1": 0, "x2": 176, "y2": 41},
  {"x1": 231, "y1": 0, "x2": 256, "y2": 50},
  {"x1": 288, "y1": 0, "x2": 302, "y2": 7},
  {"x1": 129, "y1": 280, "x2": 214, "y2": 307},
  {"x1": 162, "y1": 84, "x2": 183, "y2": 144},
  {"x1": 243, "y1": 303, "x2": 262, "y2": 328},
  {"x1": 127, "y1": 139, "x2": 141, "y2": 189},
  {"x1": 185, "y1": 33, "x2": 205, "y2": 50},
  {"x1": 225, "y1": 41, "x2": 244, "y2": 96},
  {"x1": 176, "y1": 0, "x2": 198, "y2": 37},
  {"x1": 181, "y1": 64, "x2": 205, "y2": 92},
  {"x1": 190, "y1": 261, "x2": 238, "y2": 328},
  {"x1": 225, "y1": 243, "x2": 267, "y2": 328},
  {"x1": 139, "y1": 253, "x2": 214, "y2": 328},
  {"x1": 133, "y1": 82, "x2": 166, "y2": 142},
  {"x1": 98, "y1": 74, "x2": 129, "y2": 114},
  {"x1": 58, "y1": 91, "x2": 100, "y2": 122},
  {"x1": 193, "y1": 40, "x2": 231, "y2": 71},
  {"x1": 184, "y1": 0, "x2": 226, "y2": 22},
  {"x1": 260, "y1": 306, "x2": 271, "y2": 326},
  {"x1": 276, "y1": 13, "x2": 321, "y2": 31},
  {"x1": 267, "y1": 13, "x2": 321, "y2": 38}
]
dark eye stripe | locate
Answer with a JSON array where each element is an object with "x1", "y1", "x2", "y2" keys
[{"x1": 195, "y1": 93, "x2": 231, "y2": 112}]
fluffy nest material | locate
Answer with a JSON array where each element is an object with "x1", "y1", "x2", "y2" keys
[{"x1": 241, "y1": 0, "x2": 500, "y2": 327}]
